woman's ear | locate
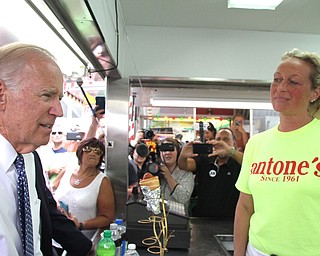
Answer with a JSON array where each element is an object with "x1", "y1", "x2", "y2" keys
[{"x1": 311, "y1": 85, "x2": 320, "y2": 102}]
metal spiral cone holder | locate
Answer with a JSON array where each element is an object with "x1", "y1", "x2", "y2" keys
[{"x1": 138, "y1": 195, "x2": 175, "y2": 255}]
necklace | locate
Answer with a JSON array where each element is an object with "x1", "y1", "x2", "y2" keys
[{"x1": 74, "y1": 173, "x2": 94, "y2": 185}]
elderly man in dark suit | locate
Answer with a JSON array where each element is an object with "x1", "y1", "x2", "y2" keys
[{"x1": 0, "y1": 43, "x2": 93, "y2": 255}]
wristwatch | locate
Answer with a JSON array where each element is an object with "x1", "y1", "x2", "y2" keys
[
  {"x1": 79, "y1": 222, "x2": 84, "y2": 231},
  {"x1": 228, "y1": 146, "x2": 236, "y2": 157}
]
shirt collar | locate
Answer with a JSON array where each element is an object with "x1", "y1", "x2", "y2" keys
[{"x1": 0, "y1": 134, "x2": 18, "y2": 173}]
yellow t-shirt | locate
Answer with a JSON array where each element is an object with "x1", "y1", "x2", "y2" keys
[{"x1": 236, "y1": 118, "x2": 320, "y2": 256}]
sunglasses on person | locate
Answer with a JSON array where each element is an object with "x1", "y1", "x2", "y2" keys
[
  {"x1": 82, "y1": 146, "x2": 103, "y2": 156},
  {"x1": 51, "y1": 131, "x2": 63, "y2": 135}
]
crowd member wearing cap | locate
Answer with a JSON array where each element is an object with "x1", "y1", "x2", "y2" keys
[{"x1": 128, "y1": 142, "x2": 150, "y2": 198}]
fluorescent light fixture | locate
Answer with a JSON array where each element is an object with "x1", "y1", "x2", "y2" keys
[
  {"x1": 150, "y1": 98, "x2": 273, "y2": 110},
  {"x1": 228, "y1": 0, "x2": 284, "y2": 10}
]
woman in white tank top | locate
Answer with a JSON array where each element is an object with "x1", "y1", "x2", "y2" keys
[{"x1": 54, "y1": 137, "x2": 115, "y2": 239}]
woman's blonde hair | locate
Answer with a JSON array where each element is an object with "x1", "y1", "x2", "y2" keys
[{"x1": 282, "y1": 48, "x2": 320, "y2": 118}]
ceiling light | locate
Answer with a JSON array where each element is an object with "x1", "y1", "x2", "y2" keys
[
  {"x1": 228, "y1": 0, "x2": 284, "y2": 10},
  {"x1": 150, "y1": 98, "x2": 273, "y2": 110}
]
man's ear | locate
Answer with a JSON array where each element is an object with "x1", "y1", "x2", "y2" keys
[{"x1": 0, "y1": 80, "x2": 7, "y2": 109}]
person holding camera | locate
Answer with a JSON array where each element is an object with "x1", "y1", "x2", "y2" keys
[
  {"x1": 178, "y1": 128, "x2": 243, "y2": 218},
  {"x1": 230, "y1": 114, "x2": 249, "y2": 152},
  {"x1": 128, "y1": 142, "x2": 150, "y2": 198},
  {"x1": 156, "y1": 138, "x2": 194, "y2": 209},
  {"x1": 86, "y1": 105, "x2": 105, "y2": 141},
  {"x1": 128, "y1": 130, "x2": 144, "y2": 154}
]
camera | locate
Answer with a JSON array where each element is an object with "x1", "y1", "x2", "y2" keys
[
  {"x1": 146, "y1": 142, "x2": 175, "y2": 178},
  {"x1": 159, "y1": 143, "x2": 175, "y2": 152},
  {"x1": 143, "y1": 129, "x2": 155, "y2": 140},
  {"x1": 66, "y1": 132, "x2": 83, "y2": 141},
  {"x1": 193, "y1": 143, "x2": 213, "y2": 154},
  {"x1": 147, "y1": 162, "x2": 163, "y2": 177}
]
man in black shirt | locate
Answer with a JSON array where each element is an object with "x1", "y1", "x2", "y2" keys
[
  {"x1": 128, "y1": 143, "x2": 150, "y2": 197},
  {"x1": 178, "y1": 128, "x2": 243, "y2": 219}
]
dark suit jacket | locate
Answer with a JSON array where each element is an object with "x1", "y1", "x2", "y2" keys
[{"x1": 33, "y1": 151, "x2": 92, "y2": 256}]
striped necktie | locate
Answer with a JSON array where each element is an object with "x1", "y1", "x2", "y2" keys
[{"x1": 14, "y1": 154, "x2": 34, "y2": 256}]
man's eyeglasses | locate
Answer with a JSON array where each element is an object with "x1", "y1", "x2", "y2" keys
[
  {"x1": 52, "y1": 131, "x2": 63, "y2": 135},
  {"x1": 82, "y1": 146, "x2": 103, "y2": 156}
]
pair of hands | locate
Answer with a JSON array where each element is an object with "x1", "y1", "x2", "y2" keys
[
  {"x1": 231, "y1": 122, "x2": 246, "y2": 134},
  {"x1": 180, "y1": 140, "x2": 233, "y2": 159},
  {"x1": 48, "y1": 166, "x2": 66, "y2": 177}
]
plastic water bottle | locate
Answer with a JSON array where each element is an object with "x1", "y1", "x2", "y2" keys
[
  {"x1": 124, "y1": 243, "x2": 140, "y2": 256},
  {"x1": 115, "y1": 219, "x2": 127, "y2": 256},
  {"x1": 110, "y1": 223, "x2": 122, "y2": 256},
  {"x1": 96, "y1": 230, "x2": 116, "y2": 256}
]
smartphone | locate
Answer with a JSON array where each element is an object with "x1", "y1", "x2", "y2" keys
[
  {"x1": 193, "y1": 143, "x2": 213, "y2": 154},
  {"x1": 66, "y1": 132, "x2": 82, "y2": 141},
  {"x1": 59, "y1": 200, "x2": 69, "y2": 213},
  {"x1": 95, "y1": 96, "x2": 105, "y2": 114}
]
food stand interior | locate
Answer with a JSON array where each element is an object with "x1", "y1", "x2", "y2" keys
[{"x1": 3, "y1": 0, "x2": 320, "y2": 254}]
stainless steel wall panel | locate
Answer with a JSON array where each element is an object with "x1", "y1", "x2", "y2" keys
[{"x1": 105, "y1": 78, "x2": 129, "y2": 219}]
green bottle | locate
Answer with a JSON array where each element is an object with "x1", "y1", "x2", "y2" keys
[{"x1": 97, "y1": 230, "x2": 116, "y2": 256}]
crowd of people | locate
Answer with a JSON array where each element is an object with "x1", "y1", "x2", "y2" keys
[
  {"x1": 1, "y1": 40, "x2": 320, "y2": 256},
  {"x1": 127, "y1": 122, "x2": 246, "y2": 218}
]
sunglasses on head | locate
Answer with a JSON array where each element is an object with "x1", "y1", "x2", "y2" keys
[
  {"x1": 52, "y1": 131, "x2": 63, "y2": 135},
  {"x1": 82, "y1": 146, "x2": 103, "y2": 156}
]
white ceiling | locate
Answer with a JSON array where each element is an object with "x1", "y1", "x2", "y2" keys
[
  {"x1": 118, "y1": 0, "x2": 320, "y2": 116},
  {"x1": 119, "y1": 0, "x2": 320, "y2": 35}
]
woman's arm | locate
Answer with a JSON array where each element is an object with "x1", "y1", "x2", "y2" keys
[
  {"x1": 234, "y1": 192, "x2": 254, "y2": 256},
  {"x1": 79, "y1": 176, "x2": 115, "y2": 230},
  {"x1": 86, "y1": 108, "x2": 105, "y2": 139},
  {"x1": 52, "y1": 169, "x2": 66, "y2": 190},
  {"x1": 169, "y1": 171, "x2": 194, "y2": 205}
]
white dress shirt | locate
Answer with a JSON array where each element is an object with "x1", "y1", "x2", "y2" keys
[{"x1": 0, "y1": 134, "x2": 42, "y2": 255}]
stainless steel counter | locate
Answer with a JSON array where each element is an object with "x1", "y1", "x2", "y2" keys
[
  {"x1": 132, "y1": 218, "x2": 233, "y2": 256},
  {"x1": 92, "y1": 218, "x2": 234, "y2": 256}
]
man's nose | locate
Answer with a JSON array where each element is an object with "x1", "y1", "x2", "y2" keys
[{"x1": 49, "y1": 100, "x2": 63, "y2": 117}]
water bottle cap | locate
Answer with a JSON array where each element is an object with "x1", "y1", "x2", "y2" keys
[
  {"x1": 128, "y1": 243, "x2": 136, "y2": 250},
  {"x1": 110, "y1": 223, "x2": 118, "y2": 230},
  {"x1": 115, "y1": 218, "x2": 123, "y2": 225}
]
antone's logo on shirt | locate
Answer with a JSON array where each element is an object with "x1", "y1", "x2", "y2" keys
[{"x1": 250, "y1": 157, "x2": 320, "y2": 182}]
